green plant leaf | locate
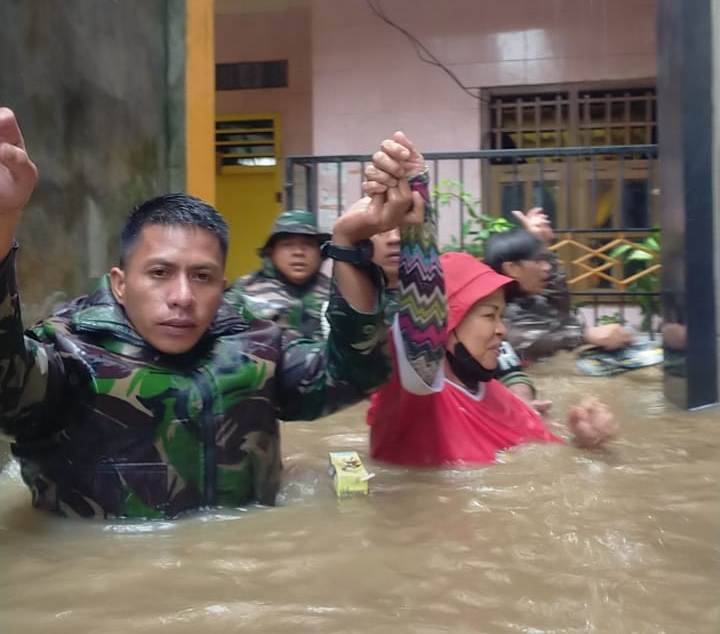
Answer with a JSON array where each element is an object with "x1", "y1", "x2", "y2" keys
[
  {"x1": 609, "y1": 244, "x2": 632, "y2": 258},
  {"x1": 627, "y1": 250, "x2": 654, "y2": 262},
  {"x1": 644, "y1": 236, "x2": 660, "y2": 251},
  {"x1": 598, "y1": 313, "x2": 622, "y2": 325}
]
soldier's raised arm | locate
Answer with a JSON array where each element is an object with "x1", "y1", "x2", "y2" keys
[
  {"x1": 0, "y1": 108, "x2": 67, "y2": 440},
  {"x1": 277, "y1": 146, "x2": 424, "y2": 420},
  {"x1": 366, "y1": 132, "x2": 448, "y2": 388}
]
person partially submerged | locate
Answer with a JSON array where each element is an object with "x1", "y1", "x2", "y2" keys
[
  {"x1": 225, "y1": 209, "x2": 331, "y2": 342},
  {"x1": 370, "y1": 226, "x2": 546, "y2": 412},
  {"x1": 0, "y1": 107, "x2": 416, "y2": 518},
  {"x1": 483, "y1": 218, "x2": 634, "y2": 363},
  {"x1": 363, "y1": 133, "x2": 618, "y2": 467}
]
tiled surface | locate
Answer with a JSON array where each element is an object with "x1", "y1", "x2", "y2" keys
[
  {"x1": 214, "y1": 1, "x2": 656, "y2": 154},
  {"x1": 309, "y1": 0, "x2": 656, "y2": 153}
]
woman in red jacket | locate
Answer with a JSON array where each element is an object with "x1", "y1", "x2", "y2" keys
[{"x1": 364, "y1": 133, "x2": 618, "y2": 467}]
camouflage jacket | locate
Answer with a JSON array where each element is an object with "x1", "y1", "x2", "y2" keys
[
  {"x1": 503, "y1": 253, "x2": 585, "y2": 362},
  {"x1": 0, "y1": 247, "x2": 389, "y2": 519},
  {"x1": 225, "y1": 260, "x2": 331, "y2": 343}
]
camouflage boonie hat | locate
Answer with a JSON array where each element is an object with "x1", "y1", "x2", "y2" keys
[{"x1": 259, "y1": 209, "x2": 332, "y2": 255}]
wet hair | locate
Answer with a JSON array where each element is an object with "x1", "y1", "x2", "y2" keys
[
  {"x1": 483, "y1": 228, "x2": 544, "y2": 273},
  {"x1": 120, "y1": 193, "x2": 229, "y2": 266}
]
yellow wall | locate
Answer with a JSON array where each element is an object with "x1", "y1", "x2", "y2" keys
[
  {"x1": 185, "y1": 0, "x2": 215, "y2": 205},
  {"x1": 217, "y1": 168, "x2": 280, "y2": 278}
]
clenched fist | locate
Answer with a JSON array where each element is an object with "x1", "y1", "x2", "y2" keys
[
  {"x1": 0, "y1": 108, "x2": 37, "y2": 217},
  {"x1": 567, "y1": 397, "x2": 619, "y2": 449}
]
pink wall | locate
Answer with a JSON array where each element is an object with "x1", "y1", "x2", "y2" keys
[
  {"x1": 215, "y1": 5, "x2": 313, "y2": 156},
  {"x1": 310, "y1": 0, "x2": 656, "y2": 154}
]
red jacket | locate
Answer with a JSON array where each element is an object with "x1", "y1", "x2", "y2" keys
[{"x1": 368, "y1": 340, "x2": 561, "y2": 466}]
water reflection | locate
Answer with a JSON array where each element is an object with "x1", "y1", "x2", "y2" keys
[{"x1": 1, "y1": 354, "x2": 719, "y2": 633}]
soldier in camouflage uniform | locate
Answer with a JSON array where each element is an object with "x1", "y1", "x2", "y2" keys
[
  {"x1": 484, "y1": 212, "x2": 633, "y2": 362},
  {"x1": 0, "y1": 108, "x2": 411, "y2": 519},
  {"x1": 225, "y1": 209, "x2": 331, "y2": 343}
]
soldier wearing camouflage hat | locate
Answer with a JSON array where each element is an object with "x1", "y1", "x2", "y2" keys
[
  {"x1": 225, "y1": 208, "x2": 333, "y2": 342},
  {"x1": 0, "y1": 107, "x2": 417, "y2": 519}
]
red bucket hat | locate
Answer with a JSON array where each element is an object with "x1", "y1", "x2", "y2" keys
[{"x1": 440, "y1": 252, "x2": 515, "y2": 333}]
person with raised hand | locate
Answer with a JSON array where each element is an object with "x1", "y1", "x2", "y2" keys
[
  {"x1": 485, "y1": 210, "x2": 634, "y2": 362},
  {"x1": 364, "y1": 133, "x2": 618, "y2": 466},
  {"x1": 0, "y1": 107, "x2": 416, "y2": 519}
]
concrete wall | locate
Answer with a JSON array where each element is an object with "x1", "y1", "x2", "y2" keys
[
  {"x1": 310, "y1": 0, "x2": 656, "y2": 154},
  {"x1": 0, "y1": 0, "x2": 186, "y2": 323}
]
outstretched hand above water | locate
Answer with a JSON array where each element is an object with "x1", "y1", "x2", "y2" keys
[
  {"x1": 512, "y1": 207, "x2": 554, "y2": 244},
  {"x1": 566, "y1": 397, "x2": 619, "y2": 449},
  {"x1": 584, "y1": 323, "x2": 634, "y2": 350},
  {"x1": 330, "y1": 132, "x2": 425, "y2": 313},
  {"x1": 362, "y1": 131, "x2": 426, "y2": 225}
]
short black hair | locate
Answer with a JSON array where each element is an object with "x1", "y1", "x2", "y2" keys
[
  {"x1": 483, "y1": 228, "x2": 544, "y2": 273},
  {"x1": 120, "y1": 193, "x2": 229, "y2": 266}
]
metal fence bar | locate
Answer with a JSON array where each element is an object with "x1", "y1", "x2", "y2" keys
[
  {"x1": 286, "y1": 144, "x2": 657, "y2": 164},
  {"x1": 553, "y1": 227, "x2": 656, "y2": 233},
  {"x1": 284, "y1": 144, "x2": 661, "y2": 329},
  {"x1": 360, "y1": 160, "x2": 366, "y2": 204},
  {"x1": 284, "y1": 154, "x2": 295, "y2": 210},
  {"x1": 336, "y1": 161, "x2": 342, "y2": 218},
  {"x1": 565, "y1": 291, "x2": 660, "y2": 296},
  {"x1": 619, "y1": 154, "x2": 626, "y2": 226},
  {"x1": 512, "y1": 156, "x2": 520, "y2": 217},
  {"x1": 307, "y1": 164, "x2": 317, "y2": 216}
]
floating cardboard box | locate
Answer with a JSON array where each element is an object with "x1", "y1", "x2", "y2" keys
[{"x1": 328, "y1": 451, "x2": 373, "y2": 497}]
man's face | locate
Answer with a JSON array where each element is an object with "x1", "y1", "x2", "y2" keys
[
  {"x1": 110, "y1": 224, "x2": 226, "y2": 355},
  {"x1": 371, "y1": 228, "x2": 401, "y2": 286},
  {"x1": 269, "y1": 235, "x2": 322, "y2": 285},
  {"x1": 503, "y1": 256, "x2": 551, "y2": 295}
]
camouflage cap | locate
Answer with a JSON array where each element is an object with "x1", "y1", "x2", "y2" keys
[{"x1": 259, "y1": 209, "x2": 331, "y2": 255}]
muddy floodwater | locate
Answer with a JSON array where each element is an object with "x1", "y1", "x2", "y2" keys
[{"x1": 1, "y1": 353, "x2": 719, "y2": 633}]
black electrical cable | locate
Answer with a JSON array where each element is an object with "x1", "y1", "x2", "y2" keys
[{"x1": 366, "y1": 0, "x2": 487, "y2": 103}]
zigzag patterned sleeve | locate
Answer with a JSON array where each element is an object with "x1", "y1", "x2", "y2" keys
[{"x1": 396, "y1": 172, "x2": 448, "y2": 386}]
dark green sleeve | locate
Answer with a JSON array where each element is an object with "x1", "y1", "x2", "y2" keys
[
  {"x1": 503, "y1": 299, "x2": 585, "y2": 361},
  {"x1": 277, "y1": 272, "x2": 390, "y2": 421},
  {"x1": 495, "y1": 341, "x2": 536, "y2": 397},
  {"x1": 0, "y1": 246, "x2": 66, "y2": 442}
]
